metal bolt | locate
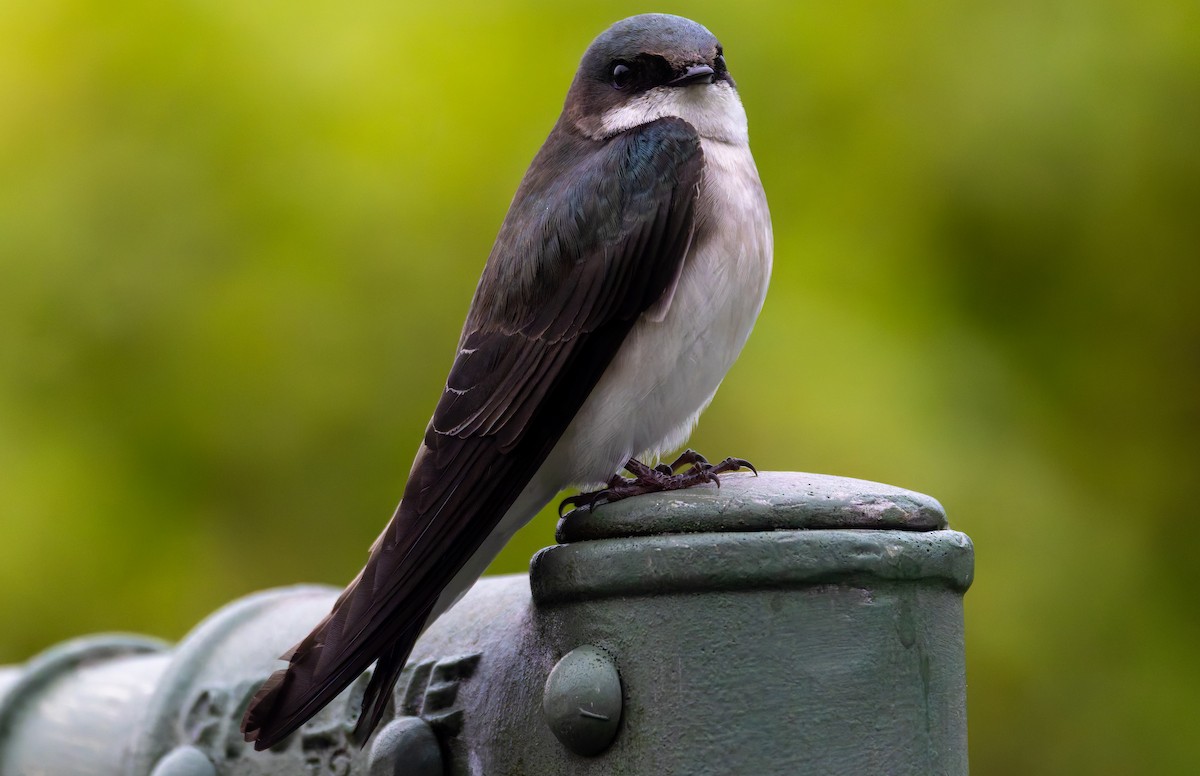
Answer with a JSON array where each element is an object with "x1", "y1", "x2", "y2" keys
[
  {"x1": 148, "y1": 746, "x2": 216, "y2": 776},
  {"x1": 543, "y1": 645, "x2": 622, "y2": 756},
  {"x1": 367, "y1": 716, "x2": 444, "y2": 776}
]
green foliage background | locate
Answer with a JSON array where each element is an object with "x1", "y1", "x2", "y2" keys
[{"x1": 2, "y1": 1, "x2": 1197, "y2": 772}]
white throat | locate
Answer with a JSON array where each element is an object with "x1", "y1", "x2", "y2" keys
[{"x1": 593, "y1": 82, "x2": 749, "y2": 143}]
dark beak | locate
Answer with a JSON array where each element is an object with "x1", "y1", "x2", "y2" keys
[{"x1": 668, "y1": 64, "x2": 716, "y2": 87}]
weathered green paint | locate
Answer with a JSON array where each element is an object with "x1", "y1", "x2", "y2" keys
[
  {"x1": 366, "y1": 717, "x2": 443, "y2": 776},
  {"x1": 542, "y1": 645, "x2": 623, "y2": 756},
  {"x1": 0, "y1": 634, "x2": 169, "y2": 775},
  {"x1": 532, "y1": 528, "x2": 973, "y2": 602},
  {"x1": 556, "y1": 471, "x2": 949, "y2": 541},
  {"x1": 147, "y1": 746, "x2": 216, "y2": 776},
  {"x1": 0, "y1": 472, "x2": 972, "y2": 775}
]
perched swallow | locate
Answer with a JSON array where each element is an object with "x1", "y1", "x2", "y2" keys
[{"x1": 242, "y1": 13, "x2": 772, "y2": 749}]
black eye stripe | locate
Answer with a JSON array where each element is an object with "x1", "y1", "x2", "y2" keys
[{"x1": 605, "y1": 53, "x2": 708, "y2": 92}]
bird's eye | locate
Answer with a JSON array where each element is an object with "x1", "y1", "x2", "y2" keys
[
  {"x1": 715, "y1": 54, "x2": 727, "y2": 74},
  {"x1": 610, "y1": 62, "x2": 633, "y2": 89}
]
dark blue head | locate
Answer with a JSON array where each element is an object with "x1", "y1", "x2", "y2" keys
[{"x1": 564, "y1": 14, "x2": 741, "y2": 141}]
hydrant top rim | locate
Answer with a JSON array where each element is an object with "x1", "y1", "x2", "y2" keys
[{"x1": 556, "y1": 471, "x2": 947, "y2": 544}]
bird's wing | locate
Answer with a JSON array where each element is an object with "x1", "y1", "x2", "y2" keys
[{"x1": 242, "y1": 116, "x2": 703, "y2": 749}]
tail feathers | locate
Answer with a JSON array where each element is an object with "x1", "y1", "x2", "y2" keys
[
  {"x1": 240, "y1": 582, "x2": 432, "y2": 751},
  {"x1": 240, "y1": 666, "x2": 289, "y2": 747},
  {"x1": 353, "y1": 621, "x2": 423, "y2": 742},
  {"x1": 240, "y1": 651, "x2": 336, "y2": 751}
]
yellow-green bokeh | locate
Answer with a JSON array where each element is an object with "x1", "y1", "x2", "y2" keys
[{"x1": 1, "y1": 2, "x2": 1197, "y2": 773}]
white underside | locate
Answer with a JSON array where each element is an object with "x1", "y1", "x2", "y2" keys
[
  {"x1": 548, "y1": 145, "x2": 770, "y2": 484},
  {"x1": 428, "y1": 83, "x2": 772, "y2": 625}
]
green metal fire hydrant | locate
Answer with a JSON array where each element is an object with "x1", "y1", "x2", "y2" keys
[{"x1": 0, "y1": 472, "x2": 973, "y2": 775}]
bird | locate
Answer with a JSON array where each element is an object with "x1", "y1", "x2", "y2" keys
[{"x1": 241, "y1": 12, "x2": 772, "y2": 750}]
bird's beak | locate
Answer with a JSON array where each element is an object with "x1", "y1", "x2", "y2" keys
[{"x1": 668, "y1": 64, "x2": 716, "y2": 87}]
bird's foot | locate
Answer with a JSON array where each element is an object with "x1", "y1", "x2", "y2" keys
[{"x1": 558, "y1": 450, "x2": 757, "y2": 516}]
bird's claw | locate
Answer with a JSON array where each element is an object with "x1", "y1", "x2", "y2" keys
[
  {"x1": 557, "y1": 474, "x2": 623, "y2": 517},
  {"x1": 557, "y1": 450, "x2": 758, "y2": 516}
]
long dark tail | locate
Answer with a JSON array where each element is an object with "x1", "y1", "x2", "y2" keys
[{"x1": 240, "y1": 566, "x2": 433, "y2": 750}]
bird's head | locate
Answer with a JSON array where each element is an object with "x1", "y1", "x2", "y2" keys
[{"x1": 564, "y1": 14, "x2": 748, "y2": 144}]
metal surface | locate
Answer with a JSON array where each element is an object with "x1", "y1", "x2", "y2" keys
[
  {"x1": 366, "y1": 717, "x2": 443, "y2": 776},
  {"x1": 0, "y1": 471, "x2": 973, "y2": 775},
  {"x1": 542, "y1": 645, "x2": 623, "y2": 756}
]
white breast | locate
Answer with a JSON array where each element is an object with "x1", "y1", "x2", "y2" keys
[
  {"x1": 548, "y1": 133, "x2": 773, "y2": 486},
  {"x1": 428, "y1": 88, "x2": 772, "y2": 623}
]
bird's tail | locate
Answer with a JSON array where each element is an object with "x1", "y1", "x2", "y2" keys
[
  {"x1": 241, "y1": 459, "x2": 559, "y2": 750},
  {"x1": 240, "y1": 562, "x2": 432, "y2": 751}
]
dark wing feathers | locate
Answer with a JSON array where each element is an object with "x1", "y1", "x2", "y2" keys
[{"x1": 242, "y1": 117, "x2": 703, "y2": 749}]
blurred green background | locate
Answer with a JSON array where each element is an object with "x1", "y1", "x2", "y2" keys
[{"x1": 1, "y1": 0, "x2": 1197, "y2": 772}]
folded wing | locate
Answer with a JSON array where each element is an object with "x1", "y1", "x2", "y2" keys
[{"x1": 241, "y1": 116, "x2": 704, "y2": 749}]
